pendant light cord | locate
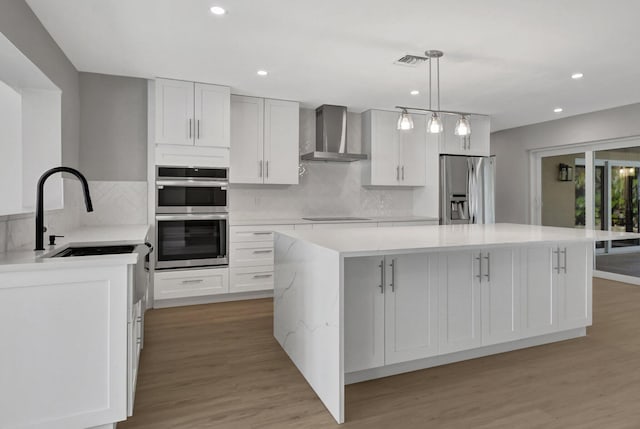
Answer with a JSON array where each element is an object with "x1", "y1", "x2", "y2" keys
[
  {"x1": 428, "y1": 57, "x2": 432, "y2": 111},
  {"x1": 437, "y1": 57, "x2": 440, "y2": 110}
]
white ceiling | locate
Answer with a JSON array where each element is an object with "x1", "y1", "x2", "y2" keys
[{"x1": 25, "y1": 0, "x2": 640, "y2": 131}]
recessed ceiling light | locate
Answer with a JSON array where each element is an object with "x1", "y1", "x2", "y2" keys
[
  {"x1": 571, "y1": 72, "x2": 584, "y2": 80},
  {"x1": 257, "y1": 70, "x2": 268, "y2": 76},
  {"x1": 554, "y1": 107, "x2": 563, "y2": 113},
  {"x1": 210, "y1": 6, "x2": 226, "y2": 15},
  {"x1": 410, "y1": 90, "x2": 420, "y2": 95}
]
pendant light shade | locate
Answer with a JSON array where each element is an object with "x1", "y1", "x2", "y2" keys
[
  {"x1": 397, "y1": 109, "x2": 414, "y2": 130},
  {"x1": 454, "y1": 115, "x2": 471, "y2": 136},
  {"x1": 427, "y1": 112, "x2": 443, "y2": 134}
]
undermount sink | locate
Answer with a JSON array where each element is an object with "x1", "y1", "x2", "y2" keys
[
  {"x1": 50, "y1": 245, "x2": 136, "y2": 258},
  {"x1": 302, "y1": 216, "x2": 372, "y2": 221}
]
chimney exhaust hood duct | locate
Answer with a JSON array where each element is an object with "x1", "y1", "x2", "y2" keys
[{"x1": 301, "y1": 105, "x2": 367, "y2": 162}]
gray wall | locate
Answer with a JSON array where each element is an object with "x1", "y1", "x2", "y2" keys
[
  {"x1": 491, "y1": 103, "x2": 640, "y2": 224},
  {"x1": 79, "y1": 72, "x2": 148, "y2": 181},
  {"x1": 0, "y1": 0, "x2": 80, "y2": 169}
]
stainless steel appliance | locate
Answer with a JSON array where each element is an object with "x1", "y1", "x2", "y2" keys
[
  {"x1": 440, "y1": 155, "x2": 495, "y2": 225},
  {"x1": 155, "y1": 166, "x2": 229, "y2": 269},
  {"x1": 300, "y1": 105, "x2": 367, "y2": 162},
  {"x1": 156, "y1": 166, "x2": 228, "y2": 214},
  {"x1": 155, "y1": 214, "x2": 228, "y2": 269}
]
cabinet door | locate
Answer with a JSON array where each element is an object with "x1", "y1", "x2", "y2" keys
[
  {"x1": 466, "y1": 115, "x2": 491, "y2": 156},
  {"x1": 438, "y1": 251, "x2": 482, "y2": 353},
  {"x1": 194, "y1": 83, "x2": 230, "y2": 148},
  {"x1": 558, "y1": 242, "x2": 592, "y2": 330},
  {"x1": 263, "y1": 99, "x2": 299, "y2": 185},
  {"x1": 481, "y1": 247, "x2": 521, "y2": 346},
  {"x1": 369, "y1": 110, "x2": 401, "y2": 186},
  {"x1": 344, "y1": 256, "x2": 385, "y2": 373},
  {"x1": 399, "y1": 116, "x2": 426, "y2": 186},
  {"x1": 155, "y1": 79, "x2": 194, "y2": 146},
  {"x1": 521, "y1": 245, "x2": 558, "y2": 336},
  {"x1": 385, "y1": 253, "x2": 438, "y2": 364},
  {"x1": 230, "y1": 95, "x2": 264, "y2": 183}
]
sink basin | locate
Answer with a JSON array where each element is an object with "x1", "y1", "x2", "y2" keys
[
  {"x1": 51, "y1": 245, "x2": 135, "y2": 257},
  {"x1": 302, "y1": 217, "x2": 371, "y2": 222}
]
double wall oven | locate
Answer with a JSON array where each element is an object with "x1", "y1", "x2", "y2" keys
[{"x1": 155, "y1": 166, "x2": 228, "y2": 270}]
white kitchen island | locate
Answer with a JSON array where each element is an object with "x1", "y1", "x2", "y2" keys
[{"x1": 273, "y1": 223, "x2": 637, "y2": 424}]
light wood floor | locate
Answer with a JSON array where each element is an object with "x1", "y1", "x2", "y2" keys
[{"x1": 119, "y1": 278, "x2": 640, "y2": 429}]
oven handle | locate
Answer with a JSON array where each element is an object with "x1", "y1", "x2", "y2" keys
[
  {"x1": 155, "y1": 214, "x2": 229, "y2": 221},
  {"x1": 156, "y1": 180, "x2": 229, "y2": 188}
]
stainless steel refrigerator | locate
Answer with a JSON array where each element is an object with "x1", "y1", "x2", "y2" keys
[{"x1": 440, "y1": 155, "x2": 496, "y2": 225}]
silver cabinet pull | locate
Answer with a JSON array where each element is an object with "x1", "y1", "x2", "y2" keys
[
  {"x1": 561, "y1": 247, "x2": 567, "y2": 273},
  {"x1": 475, "y1": 253, "x2": 483, "y2": 283},
  {"x1": 389, "y1": 258, "x2": 396, "y2": 292},
  {"x1": 266, "y1": 160, "x2": 269, "y2": 178},
  {"x1": 253, "y1": 249, "x2": 273, "y2": 254},
  {"x1": 378, "y1": 260, "x2": 385, "y2": 294},
  {"x1": 197, "y1": 119, "x2": 200, "y2": 139},
  {"x1": 253, "y1": 274, "x2": 273, "y2": 279},
  {"x1": 401, "y1": 166, "x2": 405, "y2": 181},
  {"x1": 259, "y1": 160, "x2": 263, "y2": 177},
  {"x1": 181, "y1": 279, "x2": 204, "y2": 284},
  {"x1": 396, "y1": 166, "x2": 400, "y2": 180},
  {"x1": 189, "y1": 118, "x2": 192, "y2": 139},
  {"x1": 553, "y1": 247, "x2": 560, "y2": 274},
  {"x1": 484, "y1": 252, "x2": 491, "y2": 281},
  {"x1": 252, "y1": 232, "x2": 271, "y2": 236}
]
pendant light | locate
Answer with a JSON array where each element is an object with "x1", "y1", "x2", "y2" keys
[
  {"x1": 454, "y1": 115, "x2": 471, "y2": 136},
  {"x1": 397, "y1": 109, "x2": 414, "y2": 130},
  {"x1": 425, "y1": 50, "x2": 443, "y2": 134}
]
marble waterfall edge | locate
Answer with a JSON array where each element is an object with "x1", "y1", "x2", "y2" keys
[{"x1": 273, "y1": 233, "x2": 344, "y2": 423}]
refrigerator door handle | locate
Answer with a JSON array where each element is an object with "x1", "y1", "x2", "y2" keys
[{"x1": 468, "y1": 159, "x2": 476, "y2": 224}]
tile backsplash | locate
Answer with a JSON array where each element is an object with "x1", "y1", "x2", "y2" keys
[{"x1": 0, "y1": 179, "x2": 147, "y2": 253}]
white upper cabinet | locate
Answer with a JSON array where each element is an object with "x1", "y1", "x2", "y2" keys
[
  {"x1": 194, "y1": 83, "x2": 230, "y2": 147},
  {"x1": 230, "y1": 96, "x2": 299, "y2": 185},
  {"x1": 439, "y1": 114, "x2": 490, "y2": 157},
  {"x1": 362, "y1": 110, "x2": 426, "y2": 187},
  {"x1": 155, "y1": 78, "x2": 230, "y2": 148},
  {"x1": 264, "y1": 99, "x2": 300, "y2": 185},
  {"x1": 230, "y1": 95, "x2": 264, "y2": 183}
]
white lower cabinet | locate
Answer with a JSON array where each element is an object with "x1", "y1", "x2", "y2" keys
[
  {"x1": 344, "y1": 242, "x2": 591, "y2": 373},
  {"x1": 230, "y1": 267, "x2": 274, "y2": 293},
  {"x1": 344, "y1": 256, "x2": 385, "y2": 373},
  {"x1": 384, "y1": 253, "x2": 439, "y2": 364},
  {"x1": 154, "y1": 268, "x2": 229, "y2": 300},
  {"x1": 437, "y1": 251, "x2": 482, "y2": 353},
  {"x1": 344, "y1": 253, "x2": 438, "y2": 372}
]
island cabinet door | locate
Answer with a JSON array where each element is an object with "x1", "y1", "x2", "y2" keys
[
  {"x1": 384, "y1": 253, "x2": 439, "y2": 364},
  {"x1": 520, "y1": 244, "x2": 558, "y2": 336},
  {"x1": 557, "y1": 242, "x2": 592, "y2": 330},
  {"x1": 480, "y1": 247, "x2": 521, "y2": 346},
  {"x1": 438, "y1": 251, "x2": 482, "y2": 354},
  {"x1": 344, "y1": 256, "x2": 385, "y2": 373}
]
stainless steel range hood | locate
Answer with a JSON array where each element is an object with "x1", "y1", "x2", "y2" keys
[{"x1": 300, "y1": 105, "x2": 367, "y2": 162}]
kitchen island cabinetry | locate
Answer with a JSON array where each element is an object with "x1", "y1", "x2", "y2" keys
[{"x1": 273, "y1": 224, "x2": 630, "y2": 424}]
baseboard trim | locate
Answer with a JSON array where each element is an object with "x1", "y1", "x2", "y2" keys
[
  {"x1": 593, "y1": 270, "x2": 640, "y2": 285},
  {"x1": 153, "y1": 290, "x2": 273, "y2": 308},
  {"x1": 345, "y1": 327, "x2": 586, "y2": 385}
]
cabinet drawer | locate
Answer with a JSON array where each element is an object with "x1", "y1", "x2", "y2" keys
[
  {"x1": 230, "y1": 224, "x2": 294, "y2": 243},
  {"x1": 230, "y1": 242, "x2": 274, "y2": 267},
  {"x1": 154, "y1": 268, "x2": 229, "y2": 300},
  {"x1": 230, "y1": 267, "x2": 274, "y2": 293}
]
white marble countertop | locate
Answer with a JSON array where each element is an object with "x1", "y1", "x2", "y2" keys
[
  {"x1": 276, "y1": 223, "x2": 640, "y2": 256},
  {"x1": 0, "y1": 224, "x2": 150, "y2": 273},
  {"x1": 229, "y1": 215, "x2": 439, "y2": 226}
]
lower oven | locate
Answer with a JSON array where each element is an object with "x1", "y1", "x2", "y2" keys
[{"x1": 155, "y1": 213, "x2": 228, "y2": 269}]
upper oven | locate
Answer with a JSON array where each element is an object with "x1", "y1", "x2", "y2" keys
[{"x1": 156, "y1": 166, "x2": 228, "y2": 214}]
